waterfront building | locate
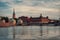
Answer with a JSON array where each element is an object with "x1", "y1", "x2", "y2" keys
[
  {"x1": 0, "y1": 20, "x2": 10, "y2": 27},
  {"x1": 0, "y1": 9, "x2": 16, "y2": 27},
  {"x1": 40, "y1": 16, "x2": 50, "y2": 24},
  {"x1": 17, "y1": 19, "x2": 23, "y2": 25},
  {"x1": 30, "y1": 14, "x2": 50, "y2": 24},
  {"x1": 30, "y1": 17, "x2": 40, "y2": 24},
  {"x1": 18, "y1": 16, "x2": 29, "y2": 25},
  {"x1": 9, "y1": 18, "x2": 16, "y2": 26}
]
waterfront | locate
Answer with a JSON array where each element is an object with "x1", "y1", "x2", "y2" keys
[{"x1": 0, "y1": 26, "x2": 60, "y2": 40}]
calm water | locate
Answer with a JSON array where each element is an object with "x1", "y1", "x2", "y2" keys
[{"x1": 0, "y1": 26, "x2": 60, "y2": 40}]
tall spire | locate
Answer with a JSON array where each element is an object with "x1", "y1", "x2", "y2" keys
[
  {"x1": 13, "y1": 8, "x2": 16, "y2": 18},
  {"x1": 40, "y1": 14, "x2": 42, "y2": 16},
  {"x1": 40, "y1": 14, "x2": 42, "y2": 18}
]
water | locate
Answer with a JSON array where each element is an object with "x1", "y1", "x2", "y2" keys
[{"x1": 0, "y1": 26, "x2": 60, "y2": 40}]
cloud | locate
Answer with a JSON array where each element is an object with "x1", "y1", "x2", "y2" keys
[
  {"x1": 0, "y1": 2, "x2": 10, "y2": 10},
  {"x1": 14, "y1": 0, "x2": 23, "y2": 4},
  {"x1": 0, "y1": 0, "x2": 60, "y2": 9},
  {"x1": 0, "y1": 0, "x2": 60, "y2": 19},
  {"x1": 13, "y1": 5, "x2": 59, "y2": 13}
]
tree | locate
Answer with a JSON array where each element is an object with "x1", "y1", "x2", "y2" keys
[{"x1": 1, "y1": 16, "x2": 9, "y2": 23}]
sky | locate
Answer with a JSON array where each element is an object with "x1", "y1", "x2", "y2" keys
[{"x1": 0, "y1": 0, "x2": 60, "y2": 19}]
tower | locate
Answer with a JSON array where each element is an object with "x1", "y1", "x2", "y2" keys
[
  {"x1": 13, "y1": 8, "x2": 16, "y2": 19},
  {"x1": 40, "y1": 14, "x2": 42, "y2": 18}
]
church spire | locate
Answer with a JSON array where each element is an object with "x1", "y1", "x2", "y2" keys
[
  {"x1": 40, "y1": 14, "x2": 42, "y2": 18},
  {"x1": 13, "y1": 8, "x2": 16, "y2": 18}
]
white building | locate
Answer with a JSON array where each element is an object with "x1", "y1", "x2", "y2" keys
[{"x1": 17, "y1": 19, "x2": 23, "y2": 25}]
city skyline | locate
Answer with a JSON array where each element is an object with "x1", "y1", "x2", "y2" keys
[{"x1": 0, "y1": 0, "x2": 60, "y2": 19}]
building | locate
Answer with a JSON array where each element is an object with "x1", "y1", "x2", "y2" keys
[
  {"x1": 29, "y1": 14, "x2": 50, "y2": 24},
  {"x1": 13, "y1": 8, "x2": 16, "y2": 19},
  {"x1": 0, "y1": 17, "x2": 10, "y2": 27},
  {"x1": 17, "y1": 19, "x2": 23, "y2": 25},
  {"x1": 16, "y1": 14, "x2": 55, "y2": 25},
  {"x1": 0, "y1": 8, "x2": 16, "y2": 27},
  {"x1": 9, "y1": 18, "x2": 16, "y2": 26},
  {"x1": 40, "y1": 16, "x2": 50, "y2": 24},
  {"x1": 17, "y1": 16, "x2": 30, "y2": 25},
  {"x1": 30, "y1": 17, "x2": 40, "y2": 24},
  {"x1": 12, "y1": 8, "x2": 16, "y2": 26}
]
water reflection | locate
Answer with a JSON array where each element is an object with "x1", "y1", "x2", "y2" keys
[{"x1": 0, "y1": 26, "x2": 60, "y2": 40}]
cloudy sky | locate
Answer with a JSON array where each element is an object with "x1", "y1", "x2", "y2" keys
[{"x1": 0, "y1": 0, "x2": 60, "y2": 19}]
